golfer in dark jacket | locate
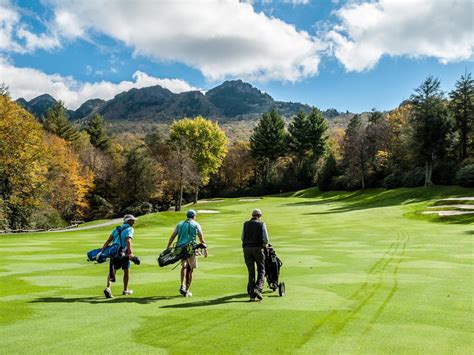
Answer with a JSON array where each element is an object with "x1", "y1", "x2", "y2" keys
[{"x1": 242, "y1": 208, "x2": 269, "y2": 301}]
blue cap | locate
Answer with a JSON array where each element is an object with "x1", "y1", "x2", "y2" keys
[{"x1": 187, "y1": 210, "x2": 197, "y2": 218}]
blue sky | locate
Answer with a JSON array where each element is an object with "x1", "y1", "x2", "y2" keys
[{"x1": 0, "y1": 0, "x2": 472, "y2": 112}]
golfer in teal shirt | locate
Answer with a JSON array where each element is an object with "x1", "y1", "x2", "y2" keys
[{"x1": 166, "y1": 210, "x2": 207, "y2": 297}]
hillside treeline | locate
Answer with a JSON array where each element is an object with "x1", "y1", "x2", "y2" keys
[
  {"x1": 206, "y1": 74, "x2": 474, "y2": 196},
  {"x1": 1, "y1": 74, "x2": 472, "y2": 230},
  {"x1": 1, "y1": 85, "x2": 227, "y2": 230}
]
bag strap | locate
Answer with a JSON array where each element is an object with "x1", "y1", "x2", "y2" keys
[{"x1": 115, "y1": 225, "x2": 131, "y2": 249}]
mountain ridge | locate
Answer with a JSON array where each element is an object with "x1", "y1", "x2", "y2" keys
[{"x1": 16, "y1": 80, "x2": 346, "y2": 123}]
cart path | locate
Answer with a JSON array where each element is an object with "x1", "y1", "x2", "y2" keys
[{"x1": 50, "y1": 218, "x2": 123, "y2": 232}]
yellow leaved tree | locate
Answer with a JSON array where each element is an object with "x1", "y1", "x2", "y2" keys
[
  {"x1": 0, "y1": 93, "x2": 49, "y2": 228},
  {"x1": 44, "y1": 135, "x2": 94, "y2": 220}
]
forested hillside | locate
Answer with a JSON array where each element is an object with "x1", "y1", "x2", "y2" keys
[{"x1": 1, "y1": 73, "x2": 473, "y2": 231}]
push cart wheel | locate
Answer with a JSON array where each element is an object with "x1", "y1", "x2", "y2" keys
[{"x1": 278, "y1": 282, "x2": 285, "y2": 296}]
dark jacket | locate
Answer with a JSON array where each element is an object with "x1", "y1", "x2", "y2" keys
[{"x1": 242, "y1": 218, "x2": 265, "y2": 248}]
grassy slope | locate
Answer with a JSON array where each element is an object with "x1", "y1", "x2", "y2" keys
[{"x1": 0, "y1": 187, "x2": 472, "y2": 354}]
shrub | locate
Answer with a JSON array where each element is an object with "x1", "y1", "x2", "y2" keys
[
  {"x1": 401, "y1": 167, "x2": 425, "y2": 187},
  {"x1": 433, "y1": 160, "x2": 459, "y2": 185},
  {"x1": 140, "y1": 202, "x2": 153, "y2": 215},
  {"x1": 0, "y1": 199, "x2": 8, "y2": 230},
  {"x1": 89, "y1": 195, "x2": 114, "y2": 219},
  {"x1": 30, "y1": 206, "x2": 67, "y2": 230},
  {"x1": 383, "y1": 171, "x2": 404, "y2": 189},
  {"x1": 331, "y1": 175, "x2": 359, "y2": 190},
  {"x1": 455, "y1": 164, "x2": 474, "y2": 187}
]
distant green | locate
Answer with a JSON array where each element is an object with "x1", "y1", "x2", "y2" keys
[{"x1": 0, "y1": 186, "x2": 472, "y2": 354}]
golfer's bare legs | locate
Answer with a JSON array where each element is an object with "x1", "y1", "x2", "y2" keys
[
  {"x1": 123, "y1": 269, "x2": 129, "y2": 291},
  {"x1": 186, "y1": 265, "x2": 193, "y2": 290}
]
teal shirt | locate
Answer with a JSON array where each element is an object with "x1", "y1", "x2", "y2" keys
[
  {"x1": 112, "y1": 223, "x2": 134, "y2": 251},
  {"x1": 175, "y1": 219, "x2": 202, "y2": 247}
]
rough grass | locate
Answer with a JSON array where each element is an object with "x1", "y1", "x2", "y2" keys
[{"x1": 0, "y1": 186, "x2": 473, "y2": 354}]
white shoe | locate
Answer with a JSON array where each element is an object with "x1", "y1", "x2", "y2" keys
[
  {"x1": 104, "y1": 288, "x2": 113, "y2": 298},
  {"x1": 122, "y1": 289, "x2": 134, "y2": 295},
  {"x1": 185, "y1": 291, "x2": 192, "y2": 297}
]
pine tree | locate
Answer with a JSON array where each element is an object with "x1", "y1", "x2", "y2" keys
[
  {"x1": 410, "y1": 76, "x2": 451, "y2": 186},
  {"x1": 85, "y1": 114, "x2": 110, "y2": 151},
  {"x1": 305, "y1": 108, "x2": 328, "y2": 159},
  {"x1": 449, "y1": 72, "x2": 474, "y2": 161},
  {"x1": 288, "y1": 111, "x2": 310, "y2": 154},
  {"x1": 250, "y1": 109, "x2": 287, "y2": 185},
  {"x1": 288, "y1": 108, "x2": 327, "y2": 159},
  {"x1": 43, "y1": 101, "x2": 80, "y2": 142},
  {"x1": 288, "y1": 108, "x2": 327, "y2": 187}
]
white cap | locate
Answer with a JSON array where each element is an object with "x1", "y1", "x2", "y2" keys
[
  {"x1": 252, "y1": 209, "x2": 262, "y2": 217},
  {"x1": 123, "y1": 214, "x2": 137, "y2": 223}
]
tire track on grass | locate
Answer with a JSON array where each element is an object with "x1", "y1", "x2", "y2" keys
[
  {"x1": 298, "y1": 234, "x2": 406, "y2": 349},
  {"x1": 363, "y1": 232, "x2": 409, "y2": 334}
]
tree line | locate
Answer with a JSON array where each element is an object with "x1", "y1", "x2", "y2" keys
[
  {"x1": 1, "y1": 73, "x2": 472, "y2": 230},
  {"x1": 206, "y1": 73, "x2": 473, "y2": 196},
  {"x1": 0, "y1": 87, "x2": 227, "y2": 230}
]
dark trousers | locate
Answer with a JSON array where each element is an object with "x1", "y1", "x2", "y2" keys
[{"x1": 243, "y1": 247, "x2": 265, "y2": 296}]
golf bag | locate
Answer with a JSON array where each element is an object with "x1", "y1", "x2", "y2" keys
[
  {"x1": 87, "y1": 244, "x2": 122, "y2": 264},
  {"x1": 157, "y1": 243, "x2": 207, "y2": 267},
  {"x1": 264, "y1": 244, "x2": 285, "y2": 296}
]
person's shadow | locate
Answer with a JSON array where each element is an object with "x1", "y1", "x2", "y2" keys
[
  {"x1": 30, "y1": 295, "x2": 182, "y2": 305},
  {"x1": 160, "y1": 293, "x2": 250, "y2": 308}
]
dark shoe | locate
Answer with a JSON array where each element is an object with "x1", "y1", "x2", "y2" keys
[
  {"x1": 179, "y1": 285, "x2": 187, "y2": 296},
  {"x1": 254, "y1": 290, "x2": 263, "y2": 301},
  {"x1": 249, "y1": 297, "x2": 256, "y2": 302},
  {"x1": 104, "y1": 288, "x2": 113, "y2": 299}
]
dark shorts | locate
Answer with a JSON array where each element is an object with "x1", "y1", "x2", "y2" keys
[
  {"x1": 109, "y1": 257, "x2": 130, "y2": 282},
  {"x1": 112, "y1": 256, "x2": 130, "y2": 270}
]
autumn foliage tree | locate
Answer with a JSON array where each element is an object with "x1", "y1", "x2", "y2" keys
[
  {"x1": 218, "y1": 140, "x2": 255, "y2": 191},
  {"x1": 44, "y1": 135, "x2": 94, "y2": 220},
  {"x1": 0, "y1": 94, "x2": 49, "y2": 228},
  {"x1": 170, "y1": 116, "x2": 228, "y2": 204}
]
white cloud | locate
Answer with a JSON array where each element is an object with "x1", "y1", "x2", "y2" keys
[
  {"x1": 44, "y1": 0, "x2": 324, "y2": 82},
  {"x1": 283, "y1": 0, "x2": 309, "y2": 5},
  {"x1": 244, "y1": 0, "x2": 309, "y2": 4},
  {"x1": 0, "y1": 58, "x2": 198, "y2": 109},
  {"x1": 0, "y1": 2, "x2": 60, "y2": 53},
  {"x1": 0, "y1": 3, "x2": 23, "y2": 52},
  {"x1": 328, "y1": 0, "x2": 474, "y2": 72},
  {"x1": 17, "y1": 26, "x2": 60, "y2": 51}
]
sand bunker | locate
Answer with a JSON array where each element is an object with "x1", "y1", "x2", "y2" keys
[
  {"x1": 239, "y1": 198, "x2": 262, "y2": 202},
  {"x1": 428, "y1": 205, "x2": 474, "y2": 210},
  {"x1": 439, "y1": 197, "x2": 474, "y2": 201},
  {"x1": 197, "y1": 210, "x2": 220, "y2": 214},
  {"x1": 197, "y1": 199, "x2": 225, "y2": 204},
  {"x1": 423, "y1": 211, "x2": 474, "y2": 216}
]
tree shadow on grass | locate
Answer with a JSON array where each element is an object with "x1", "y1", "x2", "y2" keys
[
  {"x1": 160, "y1": 293, "x2": 249, "y2": 308},
  {"x1": 464, "y1": 230, "x2": 474, "y2": 234},
  {"x1": 31, "y1": 295, "x2": 182, "y2": 305},
  {"x1": 285, "y1": 188, "x2": 473, "y2": 217}
]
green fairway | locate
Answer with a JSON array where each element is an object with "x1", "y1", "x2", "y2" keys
[{"x1": 1, "y1": 187, "x2": 473, "y2": 354}]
